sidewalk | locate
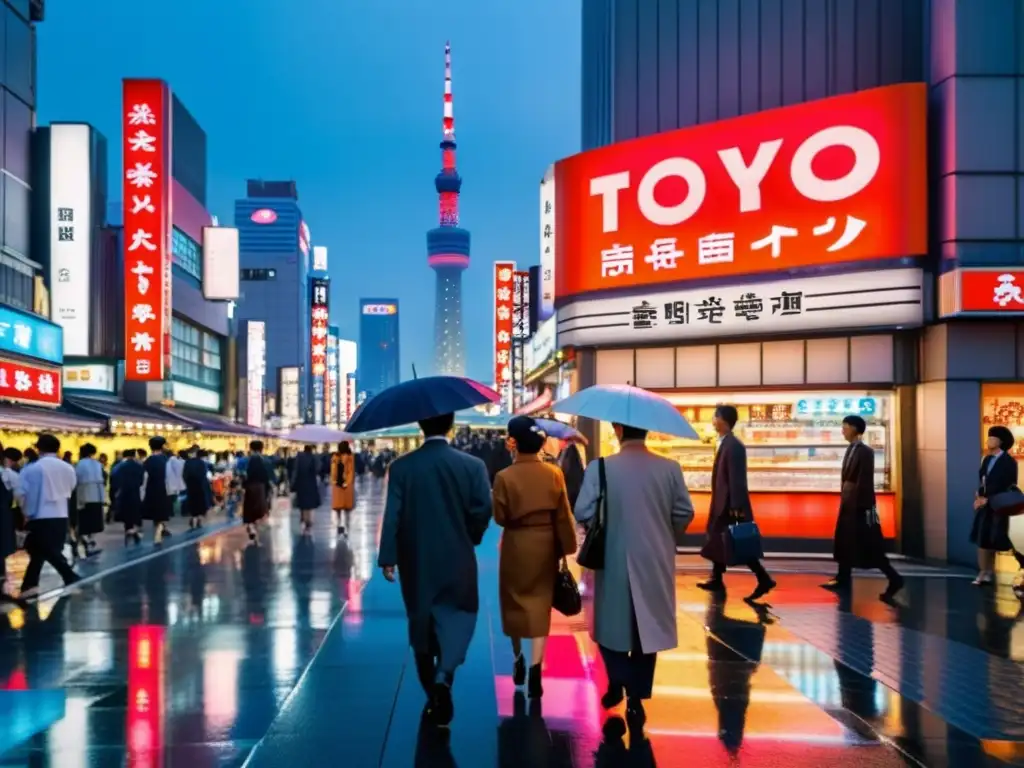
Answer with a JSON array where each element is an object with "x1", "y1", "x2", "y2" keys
[{"x1": 3, "y1": 501, "x2": 253, "y2": 599}]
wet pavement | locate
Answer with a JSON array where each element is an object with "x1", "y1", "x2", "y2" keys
[{"x1": 0, "y1": 476, "x2": 1021, "y2": 766}]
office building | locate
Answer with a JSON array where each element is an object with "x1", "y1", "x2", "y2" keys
[{"x1": 358, "y1": 299, "x2": 400, "y2": 401}]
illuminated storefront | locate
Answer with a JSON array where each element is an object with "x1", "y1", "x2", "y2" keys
[{"x1": 552, "y1": 85, "x2": 927, "y2": 552}]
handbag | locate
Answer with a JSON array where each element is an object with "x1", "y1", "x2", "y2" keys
[
  {"x1": 723, "y1": 513, "x2": 764, "y2": 566},
  {"x1": 576, "y1": 458, "x2": 607, "y2": 570},
  {"x1": 988, "y1": 485, "x2": 1024, "y2": 517},
  {"x1": 550, "y1": 509, "x2": 582, "y2": 617}
]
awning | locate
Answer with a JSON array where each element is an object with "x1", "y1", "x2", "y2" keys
[
  {"x1": 0, "y1": 403, "x2": 105, "y2": 433},
  {"x1": 157, "y1": 406, "x2": 257, "y2": 436},
  {"x1": 64, "y1": 395, "x2": 195, "y2": 431},
  {"x1": 515, "y1": 389, "x2": 553, "y2": 416}
]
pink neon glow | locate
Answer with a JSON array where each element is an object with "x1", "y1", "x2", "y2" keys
[
  {"x1": 250, "y1": 208, "x2": 277, "y2": 224},
  {"x1": 428, "y1": 253, "x2": 470, "y2": 269}
]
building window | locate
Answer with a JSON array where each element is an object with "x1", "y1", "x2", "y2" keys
[
  {"x1": 171, "y1": 316, "x2": 222, "y2": 389},
  {"x1": 172, "y1": 227, "x2": 201, "y2": 281},
  {"x1": 240, "y1": 268, "x2": 276, "y2": 281}
]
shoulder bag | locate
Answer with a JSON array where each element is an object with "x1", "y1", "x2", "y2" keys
[
  {"x1": 576, "y1": 458, "x2": 607, "y2": 570},
  {"x1": 550, "y1": 508, "x2": 582, "y2": 617}
]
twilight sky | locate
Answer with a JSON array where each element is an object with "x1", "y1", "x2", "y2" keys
[{"x1": 36, "y1": 0, "x2": 581, "y2": 384}]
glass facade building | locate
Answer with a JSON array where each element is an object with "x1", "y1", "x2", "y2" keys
[{"x1": 358, "y1": 299, "x2": 400, "y2": 401}]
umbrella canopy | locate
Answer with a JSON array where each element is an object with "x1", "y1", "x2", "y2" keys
[
  {"x1": 283, "y1": 425, "x2": 355, "y2": 444},
  {"x1": 346, "y1": 376, "x2": 500, "y2": 433},
  {"x1": 552, "y1": 384, "x2": 699, "y2": 440},
  {"x1": 533, "y1": 417, "x2": 588, "y2": 444}
]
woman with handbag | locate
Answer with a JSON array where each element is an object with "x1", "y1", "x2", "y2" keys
[
  {"x1": 492, "y1": 416, "x2": 578, "y2": 699},
  {"x1": 971, "y1": 425, "x2": 1019, "y2": 585}
]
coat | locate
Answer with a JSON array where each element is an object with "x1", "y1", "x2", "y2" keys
[
  {"x1": 182, "y1": 457, "x2": 212, "y2": 517},
  {"x1": 291, "y1": 451, "x2": 321, "y2": 511},
  {"x1": 377, "y1": 439, "x2": 492, "y2": 673},
  {"x1": 701, "y1": 432, "x2": 753, "y2": 564},
  {"x1": 141, "y1": 453, "x2": 171, "y2": 523},
  {"x1": 971, "y1": 451, "x2": 1017, "y2": 552},
  {"x1": 492, "y1": 453, "x2": 578, "y2": 639},
  {"x1": 114, "y1": 460, "x2": 144, "y2": 528},
  {"x1": 330, "y1": 453, "x2": 355, "y2": 511},
  {"x1": 0, "y1": 471, "x2": 16, "y2": 560},
  {"x1": 574, "y1": 442, "x2": 694, "y2": 654},
  {"x1": 559, "y1": 443, "x2": 586, "y2": 510},
  {"x1": 243, "y1": 454, "x2": 271, "y2": 524},
  {"x1": 834, "y1": 439, "x2": 888, "y2": 567}
]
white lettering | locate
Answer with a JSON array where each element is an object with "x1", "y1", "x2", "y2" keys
[
  {"x1": 589, "y1": 171, "x2": 630, "y2": 233},
  {"x1": 717, "y1": 139, "x2": 783, "y2": 213},
  {"x1": 790, "y1": 126, "x2": 880, "y2": 203},
  {"x1": 637, "y1": 158, "x2": 705, "y2": 227}
]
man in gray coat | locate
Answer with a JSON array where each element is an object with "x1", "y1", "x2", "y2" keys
[
  {"x1": 378, "y1": 412, "x2": 492, "y2": 727},
  {"x1": 698, "y1": 405, "x2": 776, "y2": 601},
  {"x1": 574, "y1": 423, "x2": 694, "y2": 729}
]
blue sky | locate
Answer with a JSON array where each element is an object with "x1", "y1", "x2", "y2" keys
[{"x1": 36, "y1": 0, "x2": 581, "y2": 383}]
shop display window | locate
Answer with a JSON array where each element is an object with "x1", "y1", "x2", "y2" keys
[
  {"x1": 981, "y1": 384, "x2": 1024, "y2": 463},
  {"x1": 600, "y1": 390, "x2": 895, "y2": 493}
]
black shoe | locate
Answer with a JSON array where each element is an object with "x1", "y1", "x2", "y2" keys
[
  {"x1": 512, "y1": 653, "x2": 526, "y2": 686},
  {"x1": 336, "y1": 526, "x2": 344, "y2": 537},
  {"x1": 746, "y1": 579, "x2": 777, "y2": 602},
  {"x1": 527, "y1": 663, "x2": 543, "y2": 698},
  {"x1": 429, "y1": 682, "x2": 454, "y2": 726},
  {"x1": 696, "y1": 579, "x2": 725, "y2": 592},
  {"x1": 625, "y1": 697, "x2": 646, "y2": 729},
  {"x1": 880, "y1": 574, "x2": 905, "y2": 601},
  {"x1": 601, "y1": 683, "x2": 625, "y2": 709},
  {"x1": 821, "y1": 577, "x2": 851, "y2": 591}
]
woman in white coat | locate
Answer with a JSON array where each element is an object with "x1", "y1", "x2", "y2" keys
[{"x1": 574, "y1": 422, "x2": 694, "y2": 728}]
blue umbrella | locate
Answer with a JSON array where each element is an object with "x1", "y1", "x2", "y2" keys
[
  {"x1": 346, "y1": 375, "x2": 500, "y2": 433},
  {"x1": 551, "y1": 384, "x2": 699, "y2": 439},
  {"x1": 533, "y1": 417, "x2": 587, "y2": 444}
]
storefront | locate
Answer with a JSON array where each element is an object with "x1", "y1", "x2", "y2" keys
[{"x1": 549, "y1": 84, "x2": 928, "y2": 553}]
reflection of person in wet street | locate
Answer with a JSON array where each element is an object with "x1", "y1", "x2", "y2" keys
[
  {"x1": 705, "y1": 598, "x2": 769, "y2": 755},
  {"x1": 574, "y1": 422, "x2": 694, "y2": 729},
  {"x1": 378, "y1": 412, "x2": 493, "y2": 727}
]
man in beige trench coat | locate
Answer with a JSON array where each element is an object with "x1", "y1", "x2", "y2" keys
[{"x1": 574, "y1": 422, "x2": 694, "y2": 728}]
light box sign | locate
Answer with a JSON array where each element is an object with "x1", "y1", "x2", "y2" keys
[
  {"x1": 525, "y1": 316, "x2": 557, "y2": 376},
  {"x1": 557, "y1": 268, "x2": 924, "y2": 347},
  {"x1": 0, "y1": 305, "x2": 63, "y2": 366},
  {"x1": 313, "y1": 245, "x2": 328, "y2": 272},
  {"x1": 62, "y1": 363, "x2": 116, "y2": 393},
  {"x1": 513, "y1": 271, "x2": 530, "y2": 340},
  {"x1": 338, "y1": 340, "x2": 357, "y2": 419},
  {"x1": 0, "y1": 358, "x2": 61, "y2": 407},
  {"x1": 279, "y1": 366, "x2": 300, "y2": 422},
  {"x1": 49, "y1": 123, "x2": 92, "y2": 357},
  {"x1": 539, "y1": 166, "x2": 556, "y2": 320},
  {"x1": 494, "y1": 261, "x2": 515, "y2": 408},
  {"x1": 554, "y1": 84, "x2": 927, "y2": 301},
  {"x1": 123, "y1": 79, "x2": 171, "y2": 381},
  {"x1": 246, "y1": 320, "x2": 265, "y2": 427},
  {"x1": 362, "y1": 303, "x2": 397, "y2": 316},
  {"x1": 310, "y1": 278, "x2": 329, "y2": 423},
  {"x1": 325, "y1": 331, "x2": 338, "y2": 425},
  {"x1": 939, "y1": 268, "x2": 1024, "y2": 316},
  {"x1": 202, "y1": 227, "x2": 240, "y2": 300}
]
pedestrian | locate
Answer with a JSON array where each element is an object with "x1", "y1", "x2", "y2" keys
[
  {"x1": 697, "y1": 405, "x2": 776, "y2": 601},
  {"x1": 182, "y1": 445, "x2": 213, "y2": 529},
  {"x1": 166, "y1": 449, "x2": 186, "y2": 517},
  {"x1": 574, "y1": 421, "x2": 694, "y2": 730},
  {"x1": 242, "y1": 440, "x2": 271, "y2": 544},
  {"x1": 141, "y1": 437, "x2": 173, "y2": 544},
  {"x1": 330, "y1": 441, "x2": 356, "y2": 538},
  {"x1": 492, "y1": 415, "x2": 577, "y2": 699},
  {"x1": 114, "y1": 449, "x2": 145, "y2": 543},
  {"x1": 14, "y1": 433, "x2": 80, "y2": 599},
  {"x1": 970, "y1": 425, "x2": 1019, "y2": 586},
  {"x1": 73, "y1": 443, "x2": 106, "y2": 557},
  {"x1": 292, "y1": 445, "x2": 321, "y2": 534},
  {"x1": 0, "y1": 447, "x2": 23, "y2": 598},
  {"x1": 378, "y1": 412, "x2": 493, "y2": 727}
]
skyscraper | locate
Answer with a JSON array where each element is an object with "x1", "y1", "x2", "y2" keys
[
  {"x1": 427, "y1": 42, "x2": 470, "y2": 376},
  {"x1": 358, "y1": 299, "x2": 400, "y2": 402}
]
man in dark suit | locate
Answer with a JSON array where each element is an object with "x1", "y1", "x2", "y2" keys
[
  {"x1": 824, "y1": 414, "x2": 903, "y2": 599},
  {"x1": 378, "y1": 412, "x2": 493, "y2": 727},
  {"x1": 698, "y1": 405, "x2": 775, "y2": 601}
]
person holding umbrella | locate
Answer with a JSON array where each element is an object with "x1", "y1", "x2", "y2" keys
[{"x1": 350, "y1": 374, "x2": 498, "y2": 727}]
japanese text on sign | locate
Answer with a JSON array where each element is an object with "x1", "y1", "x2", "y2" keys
[
  {"x1": 494, "y1": 262, "x2": 516, "y2": 407},
  {"x1": 0, "y1": 358, "x2": 61, "y2": 407}
]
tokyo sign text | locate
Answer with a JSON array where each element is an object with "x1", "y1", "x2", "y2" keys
[
  {"x1": 554, "y1": 84, "x2": 927, "y2": 299},
  {"x1": 494, "y1": 261, "x2": 515, "y2": 405}
]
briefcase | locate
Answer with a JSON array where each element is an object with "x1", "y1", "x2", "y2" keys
[{"x1": 723, "y1": 520, "x2": 764, "y2": 566}]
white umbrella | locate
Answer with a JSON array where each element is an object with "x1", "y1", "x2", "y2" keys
[
  {"x1": 283, "y1": 425, "x2": 355, "y2": 444},
  {"x1": 552, "y1": 384, "x2": 699, "y2": 440}
]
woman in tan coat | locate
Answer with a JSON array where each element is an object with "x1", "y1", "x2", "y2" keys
[
  {"x1": 493, "y1": 415, "x2": 578, "y2": 699},
  {"x1": 329, "y1": 441, "x2": 355, "y2": 537}
]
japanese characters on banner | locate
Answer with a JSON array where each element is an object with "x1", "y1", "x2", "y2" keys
[
  {"x1": 557, "y1": 268, "x2": 924, "y2": 347},
  {"x1": 554, "y1": 84, "x2": 927, "y2": 301},
  {"x1": 123, "y1": 79, "x2": 171, "y2": 381},
  {"x1": 310, "y1": 278, "x2": 330, "y2": 424},
  {"x1": 539, "y1": 166, "x2": 555, "y2": 320},
  {"x1": 246, "y1": 321, "x2": 266, "y2": 428},
  {"x1": 513, "y1": 271, "x2": 530, "y2": 340},
  {"x1": 939, "y1": 269, "x2": 1024, "y2": 316},
  {"x1": 0, "y1": 358, "x2": 61, "y2": 407},
  {"x1": 326, "y1": 331, "x2": 339, "y2": 425},
  {"x1": 493, "y1": 261, "x2": 515, "y2": 409},
  {"x1": 279, "y1": 366, "x2": 301, "y2": 422}
]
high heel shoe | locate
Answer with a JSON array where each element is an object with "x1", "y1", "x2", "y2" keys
[
  {"x1": 512, "y1": 653, "x2": 526, "y2": 687},
  {"x1": 527, "y1": 663, "x2": 543, "y2": 698}
]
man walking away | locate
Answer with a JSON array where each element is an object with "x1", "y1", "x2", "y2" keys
[
  {"x1": 823, "y1": 414, "x2": 904, "y2": 600},
  {"x1": 698, "y1": 405, "x2": 776, "y2": 601},
  {"x1": 142, "y1": 437, "x2": 173, "y2": 544},
  {"x1": 74, "y1": 443, "x2": 106, "y2": 556},
  {"x1": 16, "y1": 434, "x2": 80, "y2": 599},
  {"x1": 378, "y1": 412, "x2": 493, "y2": 727}
]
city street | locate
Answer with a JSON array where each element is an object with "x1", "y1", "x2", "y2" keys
[{"x1": 0, "y1": 476, "x2": 1019, "y2": 766}]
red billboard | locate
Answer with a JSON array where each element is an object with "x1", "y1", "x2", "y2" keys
[
  {"x1": 555, "y1": 83, "x2": 927, "y2": 300},
  {"x1": 494, "y1": 262, "x2": 515, "y2": 406},
  {"x1": 0, "y1": 359, "x2": 61, "y2": 407},
  {"x1": 123, "y1": 79, "x2": 171, "y2": 381}
]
